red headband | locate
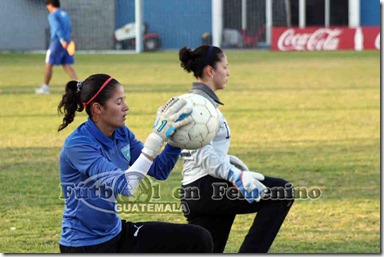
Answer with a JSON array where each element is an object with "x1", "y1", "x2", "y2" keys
[{"x1": 83, "y1": 77, "x2": 114, "y2": 108}]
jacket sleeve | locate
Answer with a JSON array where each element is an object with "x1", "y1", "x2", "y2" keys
[
  {"x1": 147, "y1": 144, "x2": 181, "y2": 180},
  {"x1": 127, "y1": 129, "x2": 181, "y2": 181},
  {"x1": 185, "y1": 144, "x2": 238, "y2": 181},
  {"x1": 49, "y1": 14, "x2": 66, "y2": 43},
  {"x1": 63, "y1": 142, "x2": 130, "y2": 196}
]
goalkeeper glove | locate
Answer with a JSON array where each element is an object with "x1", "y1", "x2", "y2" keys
[
  {"x1": 142, "y1": 97, "x2": 193, "y2": 159},
  {"x1": 228, "y1": 169, "x2": 267, "y2": 203}
]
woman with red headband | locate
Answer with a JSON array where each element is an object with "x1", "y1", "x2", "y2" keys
[{"x1": 57, "y1": 73, "x2": 213, "y2": 253}]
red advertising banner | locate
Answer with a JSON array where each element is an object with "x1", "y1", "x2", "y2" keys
[
  {"x1": 362, "y1": 27, "x2": 380, "y2": 50},
  {"x1": 272, "y1": 27, "x2": 367, "y2": 51}
]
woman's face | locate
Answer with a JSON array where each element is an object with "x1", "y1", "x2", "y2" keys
[
  {"x1": 212, "y1": 53, "x2": 230, "y2": 90},
  {"x1": 98, "y1": 85, "x2": 129, "y2": 133}
]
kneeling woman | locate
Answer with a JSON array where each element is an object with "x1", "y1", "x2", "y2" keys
[
  {"x1": 57, "y1": 74, "x2": 213, "y2": 253},
  {"x1": 178, "y1": 46, "x2": 295, "y2": 253}
]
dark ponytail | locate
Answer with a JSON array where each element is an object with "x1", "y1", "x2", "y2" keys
[
  {"x1": 179, "y1": 45, "x2": 224, "y2": 79},
  {"x1": 57, "y1": 81, "x2": 83, "y2": 131},
  {"x1": 57, "y1": 74, "x2": 119, "y2": 132},
  {"x1": 179, "y1": 46, "x2": 195, "y2": 73}
]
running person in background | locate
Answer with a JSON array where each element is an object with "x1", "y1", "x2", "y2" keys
[
  {"x1": 35, "y1": 0, "x2": 77, "y2": 94},
  {"x1": 57, "y1": 73, "x2": 213, "y2": 253},
  {"x1": 178, "y1": 45, "x2": 295, "y2": 253}
]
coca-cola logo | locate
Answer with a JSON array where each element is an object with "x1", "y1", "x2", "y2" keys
[
  {"x1": 278, "y1": 28, "x2": 341, "y2": 51},
  {"x1": 375, "y1": 33, "x2": 380, "y2": 50}
]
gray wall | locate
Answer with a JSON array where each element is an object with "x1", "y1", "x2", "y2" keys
[
  {"x1": 0, "y1": 0, "x2": 47, "y2": 50},
  {"x1": 0, "y1": 0, "x2": 115, "y2": 51},
  {"x1": 62, "y1": 0, "x2": 115, "y2": 50}
]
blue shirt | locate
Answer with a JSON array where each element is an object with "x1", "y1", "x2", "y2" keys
[
  {"x1": 59, "y1": 118, "x2": 181, "y2": 247},
  {"x1": 49, "y1": 9, "x2": 72, "y2": 44}
]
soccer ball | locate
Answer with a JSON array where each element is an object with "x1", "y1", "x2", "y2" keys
[{"x1": 169, "y1": 93, "x2": 219, "y2": 150}]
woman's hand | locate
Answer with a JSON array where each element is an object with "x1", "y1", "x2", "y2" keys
[{"x1": 142, "y1": 97, "x2": 193, "y2": 159}]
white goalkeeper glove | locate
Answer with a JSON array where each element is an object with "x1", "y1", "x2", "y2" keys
[
  {"x1": 142, "y1": 97, "x2": 193, "y2": 159},
  {"x1": 228, "y1": 168, "x2": 267, "y2": 203}
]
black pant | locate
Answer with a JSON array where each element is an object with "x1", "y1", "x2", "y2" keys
[
  {"x1": 60, "y1": 220, "x2": 213, "y2": 253},
  {"x1": 181, "y1": 175, "x2": 294, "y2": 253}
]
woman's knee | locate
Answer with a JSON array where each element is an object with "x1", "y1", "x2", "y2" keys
[
  {"x1": 264, "y1": 177, "x2": 295, "y2": 201},
  {"x1": 188, "y1": 224, "x2": 214, "y2": 253}
]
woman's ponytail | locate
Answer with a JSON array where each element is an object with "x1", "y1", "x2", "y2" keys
[{"x1": 57, "y1": 80, "x2": 83, "y2": 131}]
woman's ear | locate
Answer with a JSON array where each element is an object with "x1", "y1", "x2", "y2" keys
[
  {"x1": 204, "y1": 65, "x2": 215, "y2": 78},
  {"x1": 91, "y1": 102, "x2": 103, "y2": 115}
]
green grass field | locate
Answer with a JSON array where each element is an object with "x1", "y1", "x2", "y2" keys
[{"x1": 0, "y1": 50, "x2": 380, "y2": 253}]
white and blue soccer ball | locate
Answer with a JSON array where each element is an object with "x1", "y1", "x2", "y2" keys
[{"x1": 169, "y1": 93, "x2": 219, "y2": 150}]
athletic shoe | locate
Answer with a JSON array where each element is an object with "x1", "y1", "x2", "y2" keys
[{"x1": 35, "y1": 84, "x2": 50, "y2": 94}]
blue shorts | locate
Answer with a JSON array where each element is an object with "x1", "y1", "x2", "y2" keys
[{"x1": 46, "y1": 40, "x2": 74, "y2": 65}]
